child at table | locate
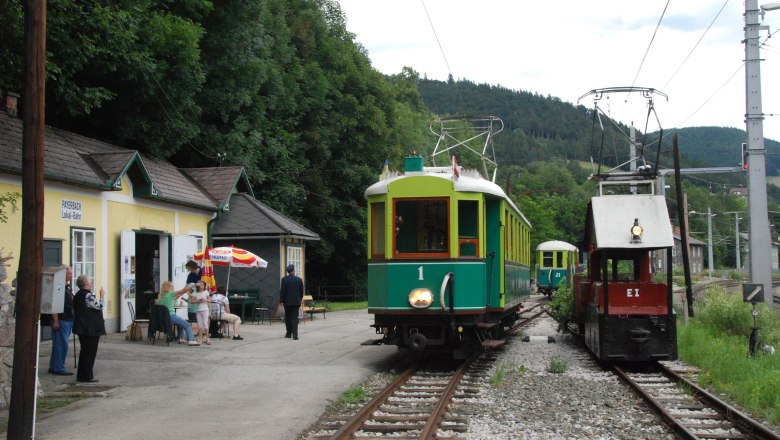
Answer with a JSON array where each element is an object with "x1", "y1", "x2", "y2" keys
[{"x1": 191, "y1": 280, "x2": 212, "y2": 345}]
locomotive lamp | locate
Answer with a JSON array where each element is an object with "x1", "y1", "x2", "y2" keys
[
  {"x1": 631, "y1": 218, "x2": 643, "y2": 243},
  {"x1": 409, "y1": 288, "x2": 433, "y2": 308}
]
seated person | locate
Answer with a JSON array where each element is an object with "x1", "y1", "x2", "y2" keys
[
  {"x1": 210, "y1": 286, "x2": 243, "y2": 340},
  {"x1": 157, "y1": 281, "x2": 200, "y2": 346}
]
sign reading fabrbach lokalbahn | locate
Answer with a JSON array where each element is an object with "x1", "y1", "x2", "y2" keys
[
  {"x1": 743, "y1": 284, "x2": 764, "y2": 303},
  {"x1": 61, "y1": 199, "x2": 82, "y2": 221}
]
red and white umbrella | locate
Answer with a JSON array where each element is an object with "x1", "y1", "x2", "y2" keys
[
  {"x1": 195, "y1": 246, "x2": 268, "y2": 268},
  {"x1": 194, "y1": 246, "x2": 267, "y2": 292}
]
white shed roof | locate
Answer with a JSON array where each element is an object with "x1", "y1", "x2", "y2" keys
[{"x1": 591, "y1": 195, "x2": 673, "y2": 249}]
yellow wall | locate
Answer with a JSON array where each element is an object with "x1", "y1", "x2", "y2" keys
[{"x1": 0, "y1": 176, "x2": 213, "y2": 331}]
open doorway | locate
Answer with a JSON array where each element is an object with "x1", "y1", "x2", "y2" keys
[
  {"x1": 120, "y1": 231, "x2": 197, "y2": 331},
  {"x1": 135, "y1": 233, "x2": 162, "y2": 319}
]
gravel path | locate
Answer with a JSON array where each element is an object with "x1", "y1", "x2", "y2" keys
[{"x1": 460, "y1": 315, "x2": 677, "y2": 439}]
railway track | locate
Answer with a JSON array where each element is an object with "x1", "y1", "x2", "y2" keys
[
  {"x1": 309, "y1": 302, "x2": 547, "y2": 440},
  {"x1": 614, "y1": 363, "x2": 780, "y2": 440},
  {"x1": 318, "y1": 356, "x2": 484, "y2": 440}
]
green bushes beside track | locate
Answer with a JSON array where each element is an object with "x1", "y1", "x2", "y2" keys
[{"x1": 678, "y1": 288, "x2": 780, "y2": 423}]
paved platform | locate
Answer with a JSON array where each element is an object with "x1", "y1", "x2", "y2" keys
[{"x1": 33, "y1": 309, "x2": 400, "y2": 440}]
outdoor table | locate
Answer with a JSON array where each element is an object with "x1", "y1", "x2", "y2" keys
[
  {"x1": 228, "y1": 295, "x2": 252, "y2": 321},
  {"x1": 174, "y1": 306, "x2": 188, "y2": 321}
]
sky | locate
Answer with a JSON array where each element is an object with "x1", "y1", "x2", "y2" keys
[{"x1": 337, "y1": 0, "x2": 780, "y2": 143}]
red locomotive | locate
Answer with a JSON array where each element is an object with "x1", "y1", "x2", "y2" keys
[{"x1": 573, "y1": 177, "x2": 678, "y2": 362}]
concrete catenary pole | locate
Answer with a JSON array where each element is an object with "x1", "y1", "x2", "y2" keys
[{"x1": 744, "y1": 0, "x2": 773, "y2": 303}]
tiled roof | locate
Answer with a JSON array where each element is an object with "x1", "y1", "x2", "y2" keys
[
  {"x1": 212, "y1": 193, "x2": 319, "y2": 240},
  {"x1": 90, "y1": 151, "x2": 139, "y2": 188},
  {"x1": 0, "y1": 112, "x2": 246, "y2": 211},
  {"x1": 181, "y1": 167, "x2": 253, "y2": 209}
]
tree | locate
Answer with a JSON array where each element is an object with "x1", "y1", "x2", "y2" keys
[{"x1": 0, "y1": 192, "x2": 20, "y2": 223}]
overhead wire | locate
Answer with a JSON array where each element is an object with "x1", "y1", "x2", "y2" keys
[
  {"x1": 628, "y1": 0, "x2": 672, "y2": 92},
  {"x1": 660, "y1": 0, "x2": 730, "y2": 91},
  {"x1": 420, "y1": 0, "x2": 452, "y2": 78}
]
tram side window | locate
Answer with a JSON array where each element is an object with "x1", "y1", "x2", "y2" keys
[
  {"x1": 370, "y1": 202, "x2": 385, "y2": 258},
  {"x1": 542, "y1": 251, "x2": 554, "y2": 268},
  {"x1": 395, "y1": 198, "x2": 449, "y2": 256},
  {"x1": 458, "y1": 200, "x2": 478, "y2": 257},
  {"x1": 556, "y1": 251, "x2": 564, "y2": 268}
]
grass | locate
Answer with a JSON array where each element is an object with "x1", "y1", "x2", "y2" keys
[
  {"x1": 678, "y1": 288, "x2": 780, "y2": 423},
  {"x1": 547, "y1": 357, "x2": 568, "y2": 373},
  {"x1": 36, "y1": 395, "x2": 86, "y2": 413},
  {"x1": 489, "y1": 362, "x2": 527, "y2": 387},
  {"x1": 326, "y1": 301, "x2": 367, "y2": 312},
  {"x1": 336, "y1": 385, "x2": 367, "y2": 407}
]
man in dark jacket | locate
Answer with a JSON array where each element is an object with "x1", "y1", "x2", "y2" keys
[
  {"x1": 279, "y1": 264, "x2": 304, "y2": 340},
  {"x1": 73, "y1": 275, "x2": 106, "y2": 383},
  {"x1": 48, "y1": 266, "x2": 74, "y2": 375}
]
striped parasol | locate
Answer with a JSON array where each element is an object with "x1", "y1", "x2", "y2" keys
[
  {"x1": 199, "y1": 247, "x2": 218, "y2": 293},
  {"x1": 194, "y1": 246, "x2": 268, "y2": 268},
  {"x1": 194, "y1": 246, "x2": 267, "y2": 292}
]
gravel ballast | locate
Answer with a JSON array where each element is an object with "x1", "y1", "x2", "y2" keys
[{"x1": 459, "y1": 315, "x2": 677, "y2": 439}]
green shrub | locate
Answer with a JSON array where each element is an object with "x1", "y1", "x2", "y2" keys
[
  {"x1": 548, "y1": 357, "x2": 568, "y2": 373},
  {"x1": 693, "y1": 288, "x2": 780, "y2": 346},
  {"x1": 679, "y1": 287, "x2": 780, "y2": 423},
  {"x1": 548, "y1": 286, "x2": 573, "y2": 332},
  {"x1": 728, "y1": 270, "x2": 747, "y2": 280}
]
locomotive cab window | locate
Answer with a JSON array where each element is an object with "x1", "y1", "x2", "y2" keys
[{"x1": 394, "y1": 198, "x2": 449, "y2": 258}]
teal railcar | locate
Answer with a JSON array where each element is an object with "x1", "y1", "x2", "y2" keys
[
  {"x1": 535, "y1": 240, "x2": 579, "y2": 297},
  {"x1": 365, "y1": 155, "x2": 532, "y2": 358}
]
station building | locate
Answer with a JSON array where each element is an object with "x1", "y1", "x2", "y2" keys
[{"x1": 0, "y1": 94, "x2": 314, "y2": 333}]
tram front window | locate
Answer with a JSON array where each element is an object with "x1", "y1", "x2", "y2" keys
[{"x1": 394, "y1": 198, "x2": 449, "y2": 257}]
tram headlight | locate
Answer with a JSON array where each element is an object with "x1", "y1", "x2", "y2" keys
[
  {"x1": 631, "y1": 218, "x2": 643, "y2": 243},
  {"x1": 408, "y1": 288, "x2": 433, "y2": 309}
]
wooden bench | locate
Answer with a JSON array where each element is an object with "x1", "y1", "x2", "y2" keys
[{"x1": 302, "y1": 295, "x2": 327, "y2": 320}]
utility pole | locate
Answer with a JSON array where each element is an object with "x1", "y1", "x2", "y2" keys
[
  {"x1": 673, "y1": 135, "x2": 694, "y2": 317},
  {"x1": 707, "y1": 207, "x2": 714, "y2": 279},
  {"x1": 744, "y1": 0, "x2": 773, "y2": 303},
  {"x1": 8, "y1": 1, "x2": 46, "y2": 439},
  {"x1": 724, "y1": 212, "x2": 742, "y2": 270}
]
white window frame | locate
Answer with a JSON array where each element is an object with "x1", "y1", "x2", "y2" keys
[
  {"x1": 72, "y1": 228, "x2": 96, "y2": 280},
  {"x1": 287, "y1": 245, "x2": 302, "y2": 275}
]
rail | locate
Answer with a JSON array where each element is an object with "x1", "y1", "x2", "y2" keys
[{"x1": 614, "y1": 363, "x2": 780, "y2": 440}]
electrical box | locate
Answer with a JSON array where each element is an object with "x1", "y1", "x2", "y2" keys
[{"x1": 40, "y1": 265, "x2": 67, "y2": 314}]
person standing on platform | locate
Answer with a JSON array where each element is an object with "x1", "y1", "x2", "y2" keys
[
  {"x1": 279, "y1": 264, "x2": 304, "y2": 340},
  {"x1": 184, "y1": 260, "x2": 201, "y2": 322},
  {"x1": 73, "y1": 275, "x2": 106, "y2": 383},
  {"x1": 48, "y1": 266, "x2": 74, "y2": 375}
]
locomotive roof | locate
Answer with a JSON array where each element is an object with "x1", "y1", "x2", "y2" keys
[
  {"x1": 365, "y1": 167, "x2": 531, "y2": 227},
  {"x1": 536, "y1": 240, "x2": 578, "y2": 252},
  {"x1": 588, "y1": 194, "x2": 673, "y2": 249}
]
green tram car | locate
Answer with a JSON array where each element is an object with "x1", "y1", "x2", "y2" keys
[
  {"x1": 535, "y1": 240, "x2": 579, "y2": 297},
  {"x1": 365, "y1": 155, "x2": 532, "y2": 358}
]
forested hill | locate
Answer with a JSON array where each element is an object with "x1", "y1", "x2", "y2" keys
[
  {"x1": 417, "y1": 78, "x2": 595, "y2": 166},
  {"x1": 417, "y1": 78, "x2": 780, "y2": 175},
  {"x1": 666, "y1": 126, "x2": 780, "y2": 175}
]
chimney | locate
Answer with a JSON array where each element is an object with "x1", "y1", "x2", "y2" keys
[{"x1": 5, "y1": 92, "x2": 19, "y2": 117}]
